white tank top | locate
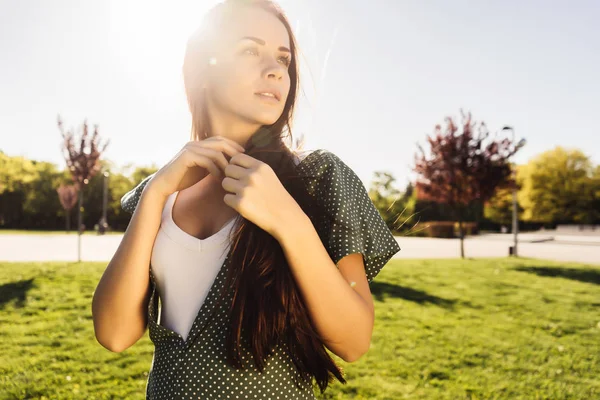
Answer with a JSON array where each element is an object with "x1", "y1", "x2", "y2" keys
[
  {"x1": 149, "y1": 150, "x2": 311, "y2": 341},
  {"x1": 150, "y1": 191, "x2": 238, "y2": 341}
]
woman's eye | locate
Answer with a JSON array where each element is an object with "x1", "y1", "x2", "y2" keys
[
  {"x1": 243, "y1": 48, "x2": 258, "y2": 56},
  {"x1": 241, "y1": 47, "x2": 290, "y2": 67},
  {"x1": 279, "y1": 56, "x2": 291, "y2": 67}
]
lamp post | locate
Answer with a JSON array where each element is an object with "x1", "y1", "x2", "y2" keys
[
  {"x1": 501, "y1": 126, "x2": 526, "y2": 257},
  {"x1": 101, "y1": 170, "x2": 109, "y2": 234},
  {"x1": 511, "y1": 171, "x2": 518, "y2": 256}
]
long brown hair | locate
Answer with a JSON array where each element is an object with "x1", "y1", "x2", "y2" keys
[{"x1": 181, "y1": 0, "x2": 346, "y2": 394}]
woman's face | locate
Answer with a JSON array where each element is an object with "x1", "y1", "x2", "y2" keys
[{"x1": 205, "y1": 6, "x2": 292, "y2": 127}]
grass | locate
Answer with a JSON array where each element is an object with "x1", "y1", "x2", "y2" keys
[{"x1": 1, "y1": 258, "x2": 599, "y2": 399}]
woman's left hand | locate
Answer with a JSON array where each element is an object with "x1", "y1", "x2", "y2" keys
[{"x1": 221, "y1": 152, "x2": 304, "y2": 240}]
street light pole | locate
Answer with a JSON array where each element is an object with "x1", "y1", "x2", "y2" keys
[
  {"x1": 502, "y1": 126, "x2": 526, "y2": 257},
  {"x1": 512, "y1": 178, "x2": 518, "y2": 257},
  {"x1": 101, "y1": 170, "x2": 109, "y2": 234}
]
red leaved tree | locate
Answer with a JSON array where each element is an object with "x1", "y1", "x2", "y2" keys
[
  {"x1": 413, "y1": 109, "x2": 524, "y2": 258},
  {"x1": 56, "y1": 183, "x2": 79, "y2": 232},
  {"x1": 58, "y1": 115, "x2": 109, "y2": 261}
]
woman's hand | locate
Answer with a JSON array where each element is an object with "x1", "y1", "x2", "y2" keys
[
  {"x1": 221, "y1": 152, "x2": 305, "y2": 240},
  {"x1": 146, "y1": 136, "x2": 246, "y2": 199}
]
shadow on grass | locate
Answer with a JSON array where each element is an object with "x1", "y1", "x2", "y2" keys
[
  {"x1": 369, "y1": 281, "x2": 478, "y2": 310},
  {"x1": 0, "y1": 278, "x2": 36, "y2": 309},
  {"x1": 513, "y1": 265, "x2": 600, "y2": 286}
]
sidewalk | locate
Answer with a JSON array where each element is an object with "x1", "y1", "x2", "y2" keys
[
  {"x1": 1, "y1": 233, "x2": 598, "y2": 266},
  {"x1": 480, "y1": 231, "x2": 600, "y2": 246}
]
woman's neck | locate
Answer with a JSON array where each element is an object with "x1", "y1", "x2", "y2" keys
[{"x1": 205, "y1": 101, "x2": 261, "y2": 147}]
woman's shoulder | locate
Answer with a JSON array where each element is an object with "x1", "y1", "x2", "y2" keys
[
  {"x1": 291, "y1": 148, "x2": 316, "y2": 166},
  {"x1": 120, "y1": 172, "x2": 157, "y2": 214},
  {"x1": 293, "y1": 148, "x2": 345, "y2": 168},
  {"x1": 294, "y1": 148, "x2": 357, "y2": 182},
  {"x1": 293, "y1": 147, "x2": 401, "y2": 282}
]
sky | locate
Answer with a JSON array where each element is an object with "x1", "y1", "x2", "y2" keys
[{"x1": 1, "y1": 0, "x2": 599, "y2": 191}]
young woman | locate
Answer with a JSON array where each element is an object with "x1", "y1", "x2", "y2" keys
[{"x1": 92, "y1": 0, "x2": 401, "y2": 398}]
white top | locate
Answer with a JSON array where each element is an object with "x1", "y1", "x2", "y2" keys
[
  {"x1": 149, "y1": 150, "x2": 312, "y2": 341},
  {"x1": 150, "y1": 191, "x2": 238, "y2": 341}
]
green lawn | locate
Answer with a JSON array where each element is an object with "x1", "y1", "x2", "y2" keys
[{"x1": 1, "y1": 258, "x2": 599, "y2": 399}]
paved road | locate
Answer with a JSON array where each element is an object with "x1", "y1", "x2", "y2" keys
[
  {"x1": 1, "y1": 232, "x2": 598, "y2": 265},
  {"x1": 395, "y1": 235, "x2": 599, "y2": 265}
]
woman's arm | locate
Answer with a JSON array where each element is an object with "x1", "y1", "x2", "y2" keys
[
  {"x1": 274, "y1": 213, "x2": 374, "y2": 363},
  {"x1": 91, "y1": 181, "x2": 168, "y2": 352},
  {"x1": 272, "y1": 150, "x2": 400, "y2": 362}
]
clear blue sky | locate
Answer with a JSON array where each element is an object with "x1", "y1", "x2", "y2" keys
[{"x1": 1, "y1": 0, "x2": 598, "y2": 191}]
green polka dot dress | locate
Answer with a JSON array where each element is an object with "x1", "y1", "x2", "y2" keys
[{"x1": 120, "y1": 149, "x2": 401, "y2": 399}]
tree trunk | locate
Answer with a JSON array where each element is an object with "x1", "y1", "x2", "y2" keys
[
  {"x1": 457, "y1": 206, "x2": 465, "y2": 258},
  {"x1": 77, "y1": 190, "x2": 82, "y2": 262},
  {"x1": 66, "y1": 209, "x2": 70, "y2": 232}
]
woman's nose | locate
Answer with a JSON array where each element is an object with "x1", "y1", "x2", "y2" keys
[{"x1": 263, "y1": 59, "x2": 284, "y2": 79}]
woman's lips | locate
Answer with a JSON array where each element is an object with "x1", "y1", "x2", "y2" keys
[{"x1": 254, "y1": 93, "x2": 280, "y2": 103}]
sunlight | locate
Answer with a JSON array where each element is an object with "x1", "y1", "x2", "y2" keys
[
  {"x1": 103, "y1": 0, "x2": 335, "y2": 151},
  {"x1": 106, "y1": 0, "x2": 218, "y2": 89}
]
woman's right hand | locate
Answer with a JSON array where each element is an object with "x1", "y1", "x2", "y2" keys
[{"x1": 145, "y1": 136, "x2": 246, "y2": 199}]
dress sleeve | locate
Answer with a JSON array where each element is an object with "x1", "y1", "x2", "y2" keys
[
  {"x1": 298, "y1": 150, "x2": 401, "y2": 283},
  {"x1": 120, "y1": 173, "x2": 157, "y2": 214}
]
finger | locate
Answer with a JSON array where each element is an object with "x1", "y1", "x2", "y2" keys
[
  {"x1": 224, "y1": 163, "x2": 245, "y2": 180},
  {"x1": 184, "y1": 149, "x2": 221, "y2": 178},
  {"x1": 189, "y1": 139, "x2": 244, "y2": 158},
  {"x1": 197, "y1": 136, "x2": 245, "y2": 152},
  {"x1": 222, "y1": 176, "x2": 242, "y2": 194},
  {"x1": 186, "y1": 146, "x2": 229, "y2": 176},
  {"x1": 227, "y1": 152, "x2": 254, "y2": 169},
  {"x1": 216, "y1": 136, "x2": 246, "y2": 152},
  {"x1": 224, "y1": 138, "x2": 246, "y2": 152}
]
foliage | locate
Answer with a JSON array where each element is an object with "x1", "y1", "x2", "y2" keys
[
  {"x1": 368, "y1": 172, "x2": 416, "y2": 234},
  {"x1": 413, "y1": 110, "x2": 524, "y2": 256},
  {"x1": 57, "y1": 116, "x2": 109, "y2": 191},
  {"x1": 0, "y1": 150, "x2": 157, "y2": 231},
  {"x1": 484, "y1": 181, "x2": 523, "y2": 227},
  {"x1": 517, "y1": 146, "x2": 600, "y2": 224}
]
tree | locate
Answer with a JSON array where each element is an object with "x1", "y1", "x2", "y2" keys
[
  {"x1": 0, "y1": 150, "x2": 37, "y2": 194},
  {"x1": 592, "y1": 166, "x2": 600, "y2": 222},
  {"x1": 368, "y1": 172, "x2": 417, "y2": 234},
  {"x1": 0, "y1": 151, "x2": 69, "y2": 229},
  {"x1": 484, "y1": 186, "x2": 516, "y2": 227},
  {"x1": 57, "y1": 184, "x2": 79, "y2": 232},
  {"x1": 484, "y1": 163, "x2": 525, "y2": 228},
  {"x1": 413, "y1": 109, "x2": 524, "y2": 258},
  {"x1": 58, "y1": 115, "x2": 109, "y2": 261},
  {"x1": 517, "y1": 146, "x2": 599, "y2": 224}
]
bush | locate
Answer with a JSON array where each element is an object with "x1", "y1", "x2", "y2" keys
[
  {"x1": 455, "y1": 221, "x2": 478, "y2": 236},
  {"x1": 424, "y1": 221, "x2": 455, "y2": 238},
  {"x1": 420, "y1": 221, "x2": 479, "y2": 238}
]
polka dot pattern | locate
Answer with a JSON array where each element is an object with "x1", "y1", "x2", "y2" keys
[
  {"x1": 119, "y1": 149, "x2": 401, "y2": 399},
  {"x1": 296, "y1": 149, "x2": 401, "y2": 283}
]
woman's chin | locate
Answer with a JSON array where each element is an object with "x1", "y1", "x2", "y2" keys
[
  {"x1": 250, "y1": 113, "x2": 282, "y2": 127},
  {"x1": 232, "y1": 108, "x2": 283, "y2": 129}
]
